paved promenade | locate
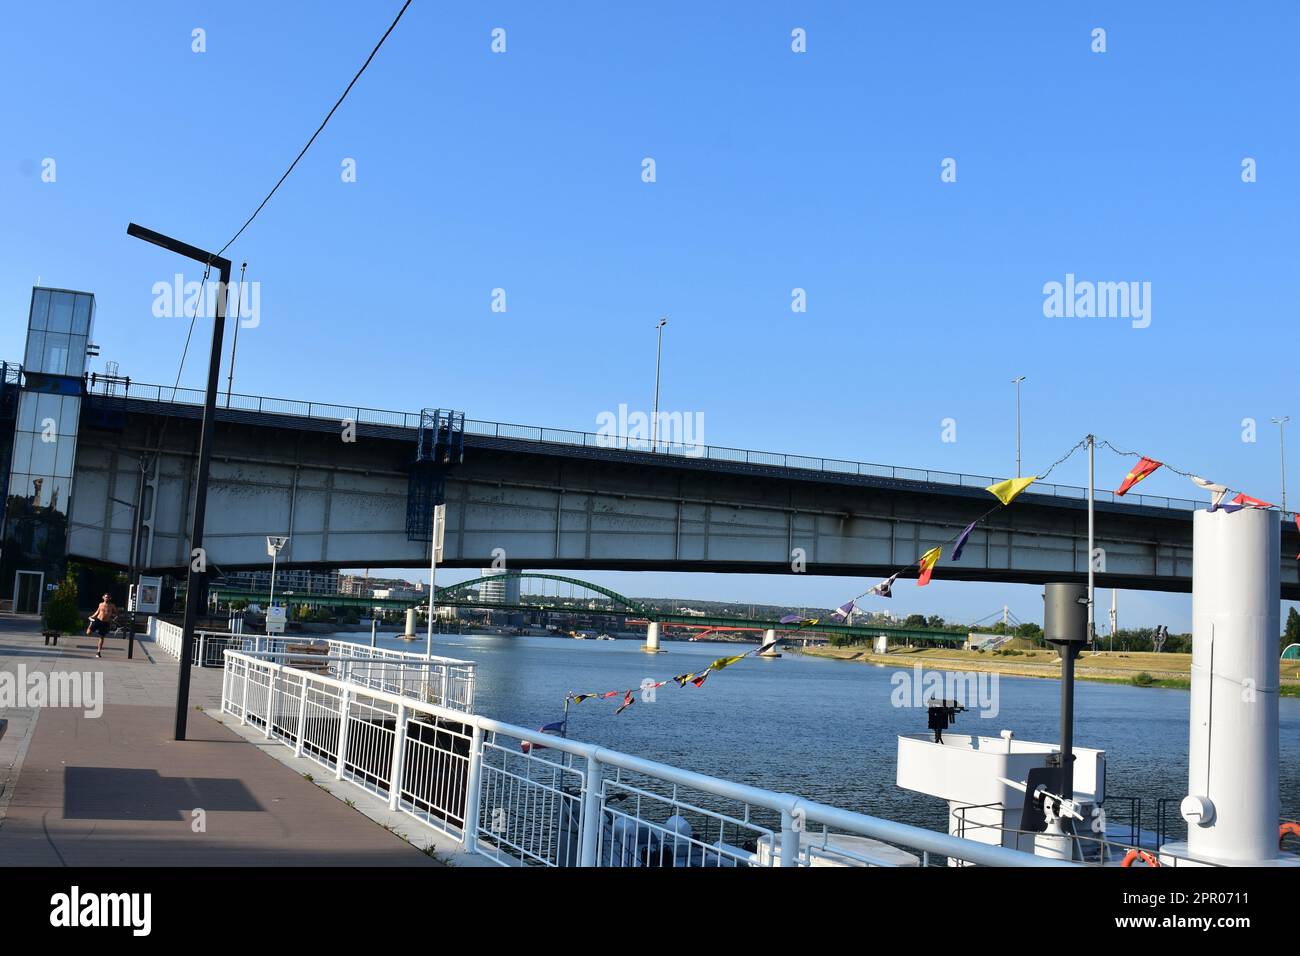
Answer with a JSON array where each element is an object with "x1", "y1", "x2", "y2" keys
[{"x1": 0, "y1": 614, "x2": 438, "y2": 866}]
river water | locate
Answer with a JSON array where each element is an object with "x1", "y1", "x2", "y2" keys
[{"x1": 334, "y1": 631, "x2": 1300, "y2": 834}]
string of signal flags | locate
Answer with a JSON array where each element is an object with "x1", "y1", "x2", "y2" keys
[
  {"x1": 535, "y1": 434, "x2": 1291, "y2": 738},
  {"x1": 826, "y1": 435, "x2": 1293, "y2": 623}
]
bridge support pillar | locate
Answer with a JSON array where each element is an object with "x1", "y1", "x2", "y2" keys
[
  {"x1": 759, "y1": 628, "x2": 781, "y2": 658},
  {"x1": 641, "y1": 621, "x2": 665, "y2": 654},
  {"x1": 399, "y1": 607, "x2": 418, "y2": 642}
]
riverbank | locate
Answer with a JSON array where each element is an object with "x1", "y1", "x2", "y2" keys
[{"x1": 801, "y1": 645, "x2": 1300, "y2": 697}]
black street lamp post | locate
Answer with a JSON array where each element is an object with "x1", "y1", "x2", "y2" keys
[{"x1": 127, "y1": 222, "x2": 231, "y2": 741}]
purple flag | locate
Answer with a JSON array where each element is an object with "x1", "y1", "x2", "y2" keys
[
  {"x1": 868, "y1": 573, "x2": 899, "y2": 599},
  {"x1": 831, "y1": 600, "x2": 855, "y2": 620},
  {"x1": 951, "y1": 520, "x2": 978, "y2": 561}
]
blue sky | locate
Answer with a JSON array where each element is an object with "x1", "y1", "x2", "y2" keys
[{"x1": 3, "y1": 2, "x2": 1297, "y2": 629}]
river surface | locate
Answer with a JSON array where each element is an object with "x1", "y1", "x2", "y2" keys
[{"x1": 333, "y1": 631, "x2": 1300, "y2": 834}]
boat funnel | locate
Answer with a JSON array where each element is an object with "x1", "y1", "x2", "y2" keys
[{"x1": 1183, "y1": 507, "x2": 1281, "y2": 864}]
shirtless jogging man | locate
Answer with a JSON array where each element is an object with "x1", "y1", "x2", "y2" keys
[{"x1": 87, "y1": 593, "x2": 116, "y2": 658}]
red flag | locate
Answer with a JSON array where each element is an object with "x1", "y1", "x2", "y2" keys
[
  {"x1": 615, "y1": 689, "x2": 635, "y2": 715},
  {"x1": 917, "y1": 547, "x2": 941, "y2": 587},
  {"x1": 1231, "y1": 492, "x2": 1274, "y2": 510},
  {"x1": 1116, "y1": 457, "x2": 1162, "y2": 496}
]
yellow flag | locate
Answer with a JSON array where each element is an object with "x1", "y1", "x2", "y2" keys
[
  {"x1": 709, "y1": 654, "x2": 747, "y2": 672},
  {"x1": 917, "y1": 547, "x2": 941, "y2": 586},
  {"x1": 986, "y1": 476, "x2": 1036, "y2": 506}
]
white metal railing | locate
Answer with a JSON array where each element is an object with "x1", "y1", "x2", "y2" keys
[
  {"x1": 148, "y1": 620, "x2": 475, "y2": 712},
  {"x1": 220, "y1": 650, "x2": 1073, "y2": 868}
]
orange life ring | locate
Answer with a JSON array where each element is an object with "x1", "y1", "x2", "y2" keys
[
  {"x1": 1280, "y1": 822, "x2": 1300, "y2": 848},
  {"x1": 1121, "y1": 848, "x2": 1161, "y2": 868}
]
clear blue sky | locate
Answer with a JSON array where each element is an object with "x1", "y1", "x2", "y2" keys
[{"x1": 3, "y1": 2, "x2": 1297, "y2": 630}]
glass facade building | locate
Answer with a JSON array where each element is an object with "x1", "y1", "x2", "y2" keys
[{"x1": 1, "y1": 288, "x2": 94, "y2": 612}]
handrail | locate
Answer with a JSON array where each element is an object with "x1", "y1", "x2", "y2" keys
[
  {"x1": 221, "y1": 649, "x2": 1074, "y2": 868},
  {"x1": 85, "y1": 377, "x2": 1238, "y2": 516}
]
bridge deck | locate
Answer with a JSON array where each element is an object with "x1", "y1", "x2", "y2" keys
[{"x1": 0, "y1": 614, "x2": 439, "y2": 866}]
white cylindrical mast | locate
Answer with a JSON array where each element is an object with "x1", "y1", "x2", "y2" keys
[{"x1": 1183, "y1": 507, "x2": 1281, "y2": 864}]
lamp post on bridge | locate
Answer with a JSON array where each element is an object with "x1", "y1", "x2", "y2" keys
[
  {"x1": 1012, "y1": 376, "x2": 1026, "y2": 478},
  {"x1": 1272, "y1": 416, "x2": 1290, "y2": 513},
  {"x1": 127, "y1": 222, "x2": 231, "y2": 741},
  {"x1": 651, "y1": 317, "x2": 667, "y2": 452}
]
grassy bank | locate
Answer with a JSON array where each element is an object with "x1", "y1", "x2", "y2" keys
[{"x1": 801, "y1": 645, "x2": 1300, "y2": 697}]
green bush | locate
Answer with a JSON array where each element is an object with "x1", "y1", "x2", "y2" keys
[
  {"x1": 1132, "y1": 672, "x2": 1154, "y2": 687},
  {"x1": 43, "y1": 578, "x2": 84, "y2": 634}
]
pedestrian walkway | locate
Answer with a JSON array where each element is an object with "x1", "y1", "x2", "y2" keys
[{"x1": 0, "y1": 614, "x2": 438, "y2": 866}]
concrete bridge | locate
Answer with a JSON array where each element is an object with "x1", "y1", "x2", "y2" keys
[{"x1": 64, "y1": 380, "x2": 1300, "y2": 598}]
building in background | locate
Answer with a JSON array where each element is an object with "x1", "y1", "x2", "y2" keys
[
  {"x1": 221, "y1": 568, "x2": 340, "y2": 595},
  {"x1": 477, "y1": 568, "x2": 520, "y2": 606},
  {"x1": 1, "y1": 288, "x2": 95, "y2": 613}
]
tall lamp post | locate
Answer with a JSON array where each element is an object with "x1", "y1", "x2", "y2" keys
[
  {"x1": 1272, "y1": 416, "x2": 1290, "y2": 513},
  {"x1": 127, "y1": 223, "x2": 231, "y2": 741},
  {"x1": 1012, "y1": 376, "x2": 1026, "y2": 477},
  {"x1": 651, "y1": 317, "x2": 667, "y2": 452}
]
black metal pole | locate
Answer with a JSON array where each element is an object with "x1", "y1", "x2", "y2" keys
[
  {"x1": 1059, "y1": 641, "x2": 1077, "y2": 799},
  {"x1": 127, "y1": 223, "x2": 231, "y2": 741},
  {"x1": 126, "y1": 456, "x2": 145, "y2": 660},
  {"x1": 173, "y1": 256, "x2": 229, "y2": 739}
]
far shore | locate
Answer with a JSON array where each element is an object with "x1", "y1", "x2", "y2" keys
[{"x1": 800, "y1": 645, "x2": 1300, "y2": 697}]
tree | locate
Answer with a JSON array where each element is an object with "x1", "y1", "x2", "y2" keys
[
  {"x1": 1015, "y1": 621, "x2": 1043, "y2": 641},
  {"x1": 926, "y1": 615, "x2": 947, "y2": 629},
  {"x1": 43, "y1": 578, "x2": 83, "y2": 634},
  {"x1": 904, "y1": 614, "x2": 928, "y2": 629},
  {"x1": 1284, "y1": 607, "x2": 1300, "y2": 654}
]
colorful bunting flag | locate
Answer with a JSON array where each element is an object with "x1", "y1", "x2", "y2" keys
[
  {"x1": 986, "y1": 476, "x2": 1036, "y2": 506},
  {"x1": 709, "y1": 654, "x2": 747, "y2": 672},
  {"x1": 1231, "y1": 492, "x2": 1275, "y2": 510},
  {"x1": 570, "y1": 693, "x2": 597, "y2": 704},
  {"x1": 951, "y1": 520, "x2": 978, "y2": 561},
  {"x1": 615, "y1": 690, "x2": 635, "y2": 715},
  {"x1": 689, "y1": 669, "x2": 711, "y2": 688},
  {"x1": 1191, "y1": 476, "x2": 1229, "y2": 511},
  {"x1": 1116, "y1": 457, "x2": 1162, "y2": 496},
  {"x1": 830, "y1": 600, "x2": 855, "y2": 620},
  {"x1": 520, "y1": 720, "x2": 566, "y2": 753},
  {"x1": 867, "y1": 573, "x2": 899, "y2": 598},
  {"x1": 917, "y1": 547, "x2": 941, "y2": 587}
]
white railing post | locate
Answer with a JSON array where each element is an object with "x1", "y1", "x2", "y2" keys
[
  {"x1": 221, "y1": 655, "x2": 231, "y2": 714},
  {"x1": 462, "y1": 723, "x2": 484, "y2": 852},
  {"x1": 335, "y1": 688, "x2": 351, "y2": 780},
  {"x1": 387, "y1": 703, "x2": 408, "y2": 811},
  {"x1": 294, "y1": 674, "x2": 308, "y2": 757},
  {"x1": 779, "y1": 809, "x2": 801, "y2": 867},
  {"x1": 239, "y1": 659, "x2": 250, "y2": 725},
  {"x1": 265, "y1": 663, "x2": 278, "y2": 738},
  {"x1": 197, "y1": 632, "x2": 206, "y2": 668},
  {"x1": 579, "y1": 755, "x2": 603, "y2": 867},
  {"x1": 440, "y1": 667, "x2": 449, "y2": 708}
]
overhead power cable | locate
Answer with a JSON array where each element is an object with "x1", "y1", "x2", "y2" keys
[{"x1": 218, "y1": 0, "x2": 414, "y2": 255}]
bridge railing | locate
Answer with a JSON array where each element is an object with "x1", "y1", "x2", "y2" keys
[
  {"x1": 148, "y1": 620, "x2": 475, "y2": 712},
  {"x1": 95, "y1": 379, "x2": 1221, "y2": 514},
  {"x1": 219, "y1": 649, "x2": 1071, "y2": 868}
]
